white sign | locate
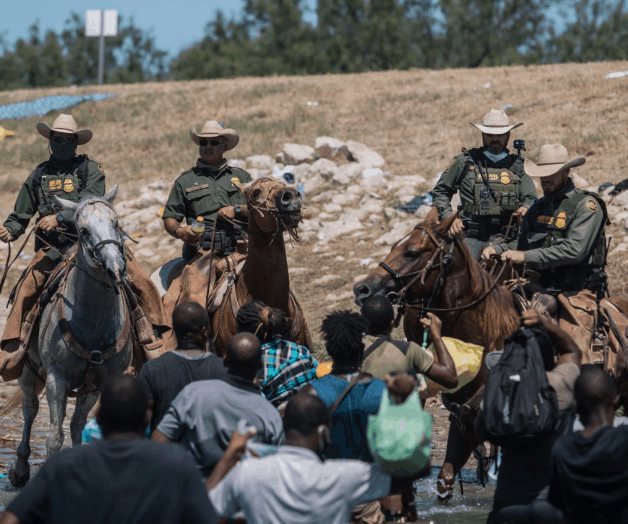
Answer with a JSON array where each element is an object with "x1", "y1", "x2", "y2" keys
[{"x1": 85, "y1": 9, "x2": 118, "y2": 37}]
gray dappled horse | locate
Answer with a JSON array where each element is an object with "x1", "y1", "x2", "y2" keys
[{"x1": 9, "y1": 187, "x2": 134, "y2": 487}]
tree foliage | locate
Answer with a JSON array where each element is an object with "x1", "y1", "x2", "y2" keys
[
  {"x1": 0, "y1": 14, "x2": 167, "y2": 90},
  {"x1": 1, "y1": 1, "x2": 626, "y2": 90}
]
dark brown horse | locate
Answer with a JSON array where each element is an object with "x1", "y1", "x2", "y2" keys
[{"x1": 354, "y1": 209, "x2": 519, "y2": 499}]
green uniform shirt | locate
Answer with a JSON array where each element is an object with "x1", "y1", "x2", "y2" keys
[
  {"x1": 433, "y1": 147, "x2": 536, "y2": 223},
  {"x1": 504, "y1": 179, "x2": 604, "y2": 270},
  {"x1": 163, "y1": 160, "x2": 252, "y2": 231},
  {"x1": 3, "y1": 155, "x2": 106, "y2": 240}
]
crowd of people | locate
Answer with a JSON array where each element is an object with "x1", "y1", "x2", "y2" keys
[{"x1": 2, "y1": 295, "x2": 627, "y2": 524}]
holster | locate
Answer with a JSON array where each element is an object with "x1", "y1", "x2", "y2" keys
[{"x1": 131, "y1": 305, "x2": 168, "y2": 360}]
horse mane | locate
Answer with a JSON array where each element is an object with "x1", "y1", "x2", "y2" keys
[
  {"x1": 423, "y1": 209, "x2": 519, "y2": 347},
  {"x1": 73, "y1": 196, "x2": 115, "y2": 222}
]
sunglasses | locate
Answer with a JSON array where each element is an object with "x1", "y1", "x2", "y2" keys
[
  {"x1": 199, "y1": 138, "x2": 226, "y2": 147},
  {"x1": 51, "y1": 134, "x2": 77, "y2": 145}
]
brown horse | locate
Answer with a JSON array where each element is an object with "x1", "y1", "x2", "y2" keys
[
  {"x1": 163, "y1": 177, "x2": 311, "y2": 354},
  {"x1": 354, "y1": 209, "x2": 519, "y2": 499},
  {"x1": 210, "y1": 177, "x2": 312, "y2": 351}
]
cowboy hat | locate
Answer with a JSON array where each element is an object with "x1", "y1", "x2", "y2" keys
[
  {"x1": 524, "y1": 144, "x2": 586, "y2": 178},
  {"x1": 470, "y1": 109, "x2": 523, "y2": 135},
  {"x1": 36, "y1": 114, "x2": 92, "y2": 145},
  {"x1": 189, "y1": 120, "x2": 239, "y2": 151}
]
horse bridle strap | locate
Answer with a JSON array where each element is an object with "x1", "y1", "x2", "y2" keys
[{"x1": 56, "y1": 285, "x2": 132, "y2": 365}]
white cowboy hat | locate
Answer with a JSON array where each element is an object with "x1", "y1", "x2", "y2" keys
[
  {"x1": 524, "y1": 144, "x2": 586, "y2": 178},
  {"x1": 36, "y1": 114, "x2": 92, "y2": 145},
  {"x1": 470, "y1": 109, "x2": 523, "y2": 135},
  {"x1": 189, "y1": 120, "x2": 239, "y2": 151}
]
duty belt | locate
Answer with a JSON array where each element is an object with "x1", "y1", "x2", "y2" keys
[{"x1": 199, "y1": 229, "x2": 240, "y2": 254}]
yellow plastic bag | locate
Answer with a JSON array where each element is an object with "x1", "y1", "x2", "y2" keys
[{"x1": 423, "y1": 337, "x2": 483, "y2": 397}]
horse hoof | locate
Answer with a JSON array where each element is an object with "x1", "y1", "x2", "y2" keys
[
  {"x1": 8, "y1": 463, "x2": 30, "y2": 488},
  {"x1": 436, "y1": 478, "x2": 453, "y2": 504}
]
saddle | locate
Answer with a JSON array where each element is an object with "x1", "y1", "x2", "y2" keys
[{"x1": 19, "y1": 248, "x2": 165, "y2": 374}]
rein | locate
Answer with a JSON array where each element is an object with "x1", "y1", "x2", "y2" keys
[{"x1": 380, "y1": 225, "x2": 506, "y2": 314}]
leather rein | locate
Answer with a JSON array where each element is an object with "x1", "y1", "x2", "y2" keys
[{"x1": 379, "y1": 225, "x2": 507, "y2": 314}]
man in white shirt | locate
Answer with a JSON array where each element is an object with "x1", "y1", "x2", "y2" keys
[{"x1": 205, "y1": 390, "x2": 400, "y2": 524}]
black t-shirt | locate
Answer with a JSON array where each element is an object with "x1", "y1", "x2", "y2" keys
[
  {"x1": 7, "y1": 439, "x2": 212, "y2": 524},
  {"x1": 139, "y1": 350, "x2": 227, "y2": 431},
  {"x1": 549, "y1": 425, "x2": 628, "y2": 524}
]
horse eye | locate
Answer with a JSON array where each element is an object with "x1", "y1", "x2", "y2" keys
[
  {"x1": 252, "y1": 189, "x2": 262, "y2": 200},
  {"x1": 403, "y1": 250, "x2": 420, "y2": 259}
]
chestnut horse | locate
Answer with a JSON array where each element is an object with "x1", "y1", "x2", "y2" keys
[
  {"x1": 163, "y1": 177, "x2": 311, "y2": 354},
  {"x1": 210, "y1": 177, "x2": 312, "y2": 351},
  {"x1": 354, "y1": 210, "x2": 519, "y2": 499}
]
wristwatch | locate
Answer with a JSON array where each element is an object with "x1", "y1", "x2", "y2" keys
[
  {"x1": 234, "y1": 206, "x2": 242, "y2": 215},
  {"x1": 55, "y1": 212, "x2": 65, "y2": 223}
]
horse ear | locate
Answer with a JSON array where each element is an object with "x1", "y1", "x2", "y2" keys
[
  {"x1": 103, "y1": 184, "x2": 118, "y2": 204},
  {"x1": 53, "y1": 195, "x2": 79, "y2": 212},
  {"x1": 433, "y1": 211, "x2": 459, "y2": 237}
]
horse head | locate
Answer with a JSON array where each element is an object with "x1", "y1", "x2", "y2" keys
[
  {"x1": 244, "y1": 177, "x2": 302, "y2": 239},
  {"x1": 354, "y1": 209, "x2": 458, "y2": 305},
  {"x1": 55, "y1": 185, "x2": 127, "y2": 285}
]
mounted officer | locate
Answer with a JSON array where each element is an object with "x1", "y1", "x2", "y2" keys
[
  {"x1": 432, "y1": 109, "x2": 537, "y2": 259},
  {"x1": 162, "y1": 121, "x2": 252, "y2": 261},
  {"x1": 484, "y1": 144, "x2": 609, "y2": 361},
  {"x1": 0, "y1": 114, "x2": 168, "y2": 381}
]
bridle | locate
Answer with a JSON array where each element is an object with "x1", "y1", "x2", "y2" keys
[
  {"x1": 247, "y1": 180, "x2": 302, "y2": 242},
  {"x1": 378, "y1": 225, "x2": 506, "y2": 315},
  {"x1": 76, "y1": 201, "x2": 128, "y2": 287}
]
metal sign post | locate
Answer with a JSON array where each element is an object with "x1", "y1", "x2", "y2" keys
[{"x1": 85, "y1": 10, "x2": 118, "y2": 85}]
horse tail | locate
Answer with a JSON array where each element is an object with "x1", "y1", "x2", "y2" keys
[{"x1": 0, "y1": 381, "x2": 45, "y2": 417}]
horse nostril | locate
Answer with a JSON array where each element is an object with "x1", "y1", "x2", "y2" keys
[
  {"x1": 281, "y1": 192, "x2": 292, "y2": 203},
  {"x1": 356, "y1": 284, "x2": 371, "y2": 298}
]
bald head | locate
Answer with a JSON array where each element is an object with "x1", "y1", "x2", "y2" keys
[
  {"x1": 284, "y1": 393, "x2": 330, "y2": 437},
  {"x1": 225, "y1": 332, "x2": 262, "y2": 380},
  {"x1": 575, "y1": 364, "x2": 618, "y2": 425}
]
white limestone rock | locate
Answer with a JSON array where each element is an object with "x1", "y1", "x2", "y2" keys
[
  {"x1": 280, "y1": 143, "x2": 315, "y2": 164},
  {"x1": 315, "y1": 136, "x2": 350, "y2": 161},
  {"x1": 309, "y1": 158, "x2": 338, "y2": 180},
  {"x1": 246, "y1": 155, "x2": 274, "y2": 171},
  {"x1": 346, "y1": 140, "x2": 385, "y2": 169}
]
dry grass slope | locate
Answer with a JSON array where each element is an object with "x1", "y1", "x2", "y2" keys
[{"x1": 1, "y1": 61, "x2": 628, "y2": 349}]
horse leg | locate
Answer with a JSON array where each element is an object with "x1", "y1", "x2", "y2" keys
[
  {"x1": 8, "y1": 366, "x2": 42, "y2": 487},
  {"x1": 437, "y1": 416, "x2": 479, "y2": 502},
  {"x1": 70, "y1": 391, "x2": 99, "y2": 446},
  {"x1": 45, "y1": 369, "x2": 69, "y2": 456}
]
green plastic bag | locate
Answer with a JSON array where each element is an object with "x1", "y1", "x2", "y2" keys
[{"x1": 367, "y1": 390, "x2": 432, "y2": 476}]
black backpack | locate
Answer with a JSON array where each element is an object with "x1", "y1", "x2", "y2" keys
[{"x1": 481, "y1": 326, "x2": 559, "y2": 448}]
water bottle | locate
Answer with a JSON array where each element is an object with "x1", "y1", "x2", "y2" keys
[{"x1": 190, "y1": 216, "x2": 205, "y2": 246}]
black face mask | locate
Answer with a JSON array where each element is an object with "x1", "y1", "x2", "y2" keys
[{"x1": 50, "y1": 141, "x2": 77, "y2": 161}]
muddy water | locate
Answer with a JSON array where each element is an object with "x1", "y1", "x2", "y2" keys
[{"x1": 414, "y1": 469, "x2": 493, "y2": 523}]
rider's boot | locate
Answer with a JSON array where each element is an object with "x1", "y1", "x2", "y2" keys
[{"x1": 0, "y1": 339, "x2": 25, "y2": 381}]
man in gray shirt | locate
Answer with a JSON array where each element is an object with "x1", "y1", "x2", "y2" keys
[
  {"x1": 153, "y1": 333, "x2": 283, "y2": 475},
  {"x1": 205, "y1": 391, "x2": 395, "y2": 524}
]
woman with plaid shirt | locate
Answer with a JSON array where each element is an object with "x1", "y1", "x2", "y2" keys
[{"x1": 236, "y1": 301, "x2": 318, "y2": 408}]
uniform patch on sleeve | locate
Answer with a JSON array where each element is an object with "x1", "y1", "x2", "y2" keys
[
  {"x1": 555, "y1": 211, "x2": 567, "y2": 229},
  {"x1": 185, "y1": 183, "x2": 209, "y2": 193},
  {"x1": 585, "y1": 199, "x2": 598, "y2": 212}
]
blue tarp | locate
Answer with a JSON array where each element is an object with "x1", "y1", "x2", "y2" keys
[{"x1": 0, "y1": 93, "x2": 115, "y2": 120}]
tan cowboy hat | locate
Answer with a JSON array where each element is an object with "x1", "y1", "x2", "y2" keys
[
  {"x1": 189, "y1": 120, "x2": 239, "y2": 151},
  {"x1": 470, "y1": 109, "x2": 523, "y2": 135},
  {"x1": 36, "y1": 114, "x2": 92, "y2": 145},
  {"x1": 524, "y1": 144, "x2": 586, "y2": 178}
]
